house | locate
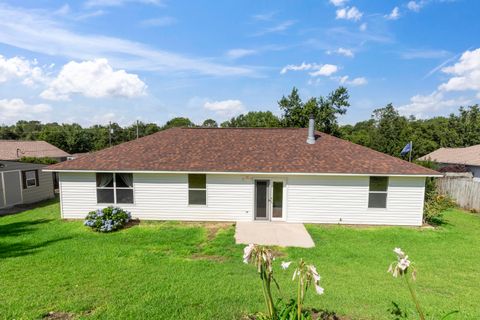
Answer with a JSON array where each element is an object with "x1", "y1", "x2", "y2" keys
[
  {"x1": 46, "y1": 120, "x2": 440, "y2": 226},
  {"x1": 0, "y1": 140, "x2": 71, "y2": 162},
  {"x1": 0, "y1": 161, "x2": 55, "y2": 209},
  {"x1": 418, "y1": 145, "x2": 480, "y2": 180}
]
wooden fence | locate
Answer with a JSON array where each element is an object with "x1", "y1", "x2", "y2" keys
[{"x1": 437, "y1": 174, "x2": 480, "y2": 211}]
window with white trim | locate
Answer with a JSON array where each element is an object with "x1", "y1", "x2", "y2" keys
[
  {"x1": 96, "y1": 173, "x2": 134, "y2": 204},
  {"x1": 188, "y1": 174, "x2": 206, "y2": 205},
  {"x1": 22, "y1": 170, "x2": 39, "y2": 189},
  {"x1": 368, "y1": 176, "x2": 388, "y2": 208}
]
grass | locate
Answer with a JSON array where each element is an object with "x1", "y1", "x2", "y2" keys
[{"x1": 0, "y1": 199, "x2": 479, "y2": 319}]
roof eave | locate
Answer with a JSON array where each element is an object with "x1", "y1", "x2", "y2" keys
[{"x1": 43, "y1": 168, "x2": 442, "y2": 177}]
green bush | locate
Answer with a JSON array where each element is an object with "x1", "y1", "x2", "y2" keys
[
  {"x1": 423, "y1": 192, "x2": 456, "y2": 225},
  {"x1": 19, "y1": 156, "x2": 58, "y2": 164},
  {"x1": 84, "y1": 206, "x2": 132, "y2": 232}
]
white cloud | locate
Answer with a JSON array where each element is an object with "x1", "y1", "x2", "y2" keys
[
  {"x1": 327, "y1": 48, "x2": 354, "y2": 57},
  {"x1": 336, "y1": 7, "x2": 363, "y2": 21},
  {"x1": 0, "y1": 5, "x2": 252, "y2": 76},
  {"x1": 407, "y1": 1, "x2": 423, "y2": 12},
  {"x1": 85, "y1": 0, "x2": 162, "y2": 7},
  {"x1": 398, "y1": 91, "x2": 470, "y2": 117},
  {"x1": 385, "y1": 7, "x2": 400, "y2": 20},
  {"x1": 280, "y1": 62, "x2": 313, "y2": 74},
  {"x1": 310, "y1": 64, "x2": 338, "y2": 77},
  {"x1": 0, "y1": 55, "x2": 46, "y2": 86},
  {"x1": 280, "y1": 62, "x2": 338, "y2": 77},
  {"x1": 329, "y1": 0, "x2": 348, "y2": 7},
  {"x1": 401, "y1": 49, "x2": 450, "y2": 59},
  {"x1": 251, "y1": 12, "x2": 276, "y2": 21},
  {"x1": 339, "y1": 75, "x2": 367, "y2": 86},
  {"x1": 359, "y1": 22, "x2": 367, "y2": 31},
  {"x1": 0, "y1": 98, "x2": 51, "y2": 121},
  {"x1": 254, "y1": 20, "x2": 296, "y2": 36},
  {"x1": 226, "y1": 49, "x2": 257, "y2": 59},
  {"x1": 140, "y1": 17, "x2": 176, "y2": 27},
  {"x1": 438, "y1": 48, "x2": 480, "y2": 93},
  {"x1": 203, "y1": 99, "x2": 245, "y2": 117},
  {"x1": 40, "y1": 59, "x2": 147, "y2": 101}
]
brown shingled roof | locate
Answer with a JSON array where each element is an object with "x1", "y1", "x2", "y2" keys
[
  {"x1": 47, "y1": 128, "x2": 439, "y2": 175},
  {"x1": 0, "y1": 140, "x2": 71, "y2": 160}
]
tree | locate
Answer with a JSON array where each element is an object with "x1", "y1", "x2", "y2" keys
[
  {"x1": 278, "y1": 87, "x2": 350, "y2": 136},
  {"x1": 163, "y1": 117, "x2": 196, "y2": 129},
  {"x1": 202, "y1": 119, "x2": 218, "y2": 127},
  {"x1": 221, "y1": 111, "x2": 281, "y2": 128}
]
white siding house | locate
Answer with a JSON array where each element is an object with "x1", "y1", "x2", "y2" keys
[
  {"x1": 48, "y1": 126, "x2": 439, "y2": 226},
  {"x1": 58, "y1": 172, "x2": 427, "y2": 226}
]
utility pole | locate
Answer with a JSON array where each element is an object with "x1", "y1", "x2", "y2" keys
[
  {"x1": 136, "y1": 120, "x2": 139, "y2": 139},
  {"x1": 409, "y1": 140, "x2": 413, "y2": 162}
]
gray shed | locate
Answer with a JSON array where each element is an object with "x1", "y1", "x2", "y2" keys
[{"x1": 0, "y1": 161, "x2": 55, "y2": 209}]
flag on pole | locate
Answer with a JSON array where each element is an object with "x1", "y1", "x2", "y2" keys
[{"x1": 400, "y1": 142, "x2": 412, "y2": 156}]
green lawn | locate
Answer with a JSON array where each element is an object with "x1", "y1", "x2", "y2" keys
[{"x1": 0, "y1": 200, "x2": 479, "y2": 319}]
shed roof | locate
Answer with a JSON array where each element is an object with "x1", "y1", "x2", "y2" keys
[{"x1": 0, "y1": 140, "x2": 70, "y2": 160}]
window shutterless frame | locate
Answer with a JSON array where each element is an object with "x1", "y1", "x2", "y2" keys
[
  {"x1": 96, "y1": 173, "x2": 134, "y2": 205},
  {"x1": 368, "y1": 176, "x2": 389, "y2": 209},
  {"x1": 188, "y1": 174, "x2": 207, "y2": 206}
]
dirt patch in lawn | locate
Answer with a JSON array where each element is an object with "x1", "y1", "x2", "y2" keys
[
  {"x1": 189, "y1": 253, "x2": 227, "y2": 262},
  {"x1": 180, "y1": 222, "x2": 234, "y2": 240},
  {"x1": 43, "y1": 311, "x2": 75, "y2": 320}
]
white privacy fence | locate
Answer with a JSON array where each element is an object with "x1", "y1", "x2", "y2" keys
[{"x1": 436, "y1": 173, "x2": 480, "y2": 211}]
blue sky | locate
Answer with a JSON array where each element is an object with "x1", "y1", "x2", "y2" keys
[{"x1": 0, "y1": 0, "x2": 479, "y2": 126}]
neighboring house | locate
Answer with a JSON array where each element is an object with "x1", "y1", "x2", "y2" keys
[
  {"x1": 0, "y1": 140, "x2": 71, "y2": 162},
  {"x1": 0, "y1": 161, "x2": 55, "y2": 209},
  {"x1": 419, "y1": 145, "x2": 480, "y2": 180},
  {"x1": 46, "y1": 121, "x2": 439, "y2": 226}
]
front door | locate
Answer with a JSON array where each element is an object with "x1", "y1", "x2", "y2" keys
[{"x1": 254, "y1": 180, "x2": 284, "y2": 221}]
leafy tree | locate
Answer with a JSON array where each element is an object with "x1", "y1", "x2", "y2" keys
[
  {"x1": 163, "y1": 117, "x2": 196, "y2": 129},
  {"x1": 278, "y1": 87, "x2": 350, "y2": 135},
  {"x1": 221, "y1": 111, "x2": 281, "y2": 128},
  {"x1": 202, "y1": 119, "x2": 218, "y2": 127}
]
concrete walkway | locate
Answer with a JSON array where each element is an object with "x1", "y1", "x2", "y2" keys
[{"x1": 235, "y1": 222, "x2": 315, "y2": 248}]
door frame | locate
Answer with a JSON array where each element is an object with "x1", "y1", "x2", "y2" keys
[
  {"x1": 253, "y1": 178, "x2": 287, "y2": 222},
  {"x1": 1, "y1": 170, "x2": 23, "y2": 208}
]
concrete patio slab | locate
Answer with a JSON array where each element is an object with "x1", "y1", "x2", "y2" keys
[{"x1": 235, "y1": 222, "x2": 315, "y2": 248}]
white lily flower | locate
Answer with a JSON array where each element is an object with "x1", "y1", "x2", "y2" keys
[
  {"x1": 398, "y1": 257, "x2": 411, "y2": 271},
  {"x1": 314, "y1": 282, "x2": 324, "y2": 295},
  {"x1": 281, "y1": 261, "x2": 292, "y2": 270},
  {"x1": 394, "y1": 247, "x2": 405, "y2": 258},
  {"x1": 243, "y1": 244, "x2": 255, "y2": 264},
  {"x1": 308, "y1": 265, "x2": 321, "y2": 282}
]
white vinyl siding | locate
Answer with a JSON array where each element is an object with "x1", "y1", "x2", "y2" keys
[
  {"x1": 287, "y1": 176, "x2": 425, "y2": 226},
  {"x1": 59, "y1": 172, "x2": 425, "y2": 225},
  {"x1": 59, "y1": 172, "x2": 253, "y2": 221}
]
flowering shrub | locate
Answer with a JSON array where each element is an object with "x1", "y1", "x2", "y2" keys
[{"x1": 84, "y1": 206, "x2": 131, "y2": 232}]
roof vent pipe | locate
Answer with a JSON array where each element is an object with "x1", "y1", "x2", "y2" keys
[{"x1": 306, "y1": 114, "x2": 315, "y2": 144}]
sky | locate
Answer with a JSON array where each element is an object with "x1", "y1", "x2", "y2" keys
[{"x1": 0, "y1": 0, "x2": 479, "y2": 126}]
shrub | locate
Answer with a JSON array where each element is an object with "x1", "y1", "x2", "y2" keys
[
  {"x1": 84, "y1": 206, "x2": 132, "y2": 232},
  {"x1": 20, "y1": 156, "x2": 58, "y2": 164},
  {"x1": 423, "y1": 191, "x2": 455, "y2": 225}
]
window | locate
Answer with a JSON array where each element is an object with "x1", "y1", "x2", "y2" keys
[
  {"x1": 22, "y1": 170, "x2": 39, "y2": 189},
  {"x1": 368, "y1": 177, "x2": 388, "y2": 208},
  {"x1": 96, "y1": 173, "x2": 134, "y2": 204},
  {"x1": 188, "y1": 174, "x2": 206, "y2": 205}
]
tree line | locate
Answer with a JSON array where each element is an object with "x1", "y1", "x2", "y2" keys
[{"x1": 1, "y1": 86, "x2": 479, "y2": 160}]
